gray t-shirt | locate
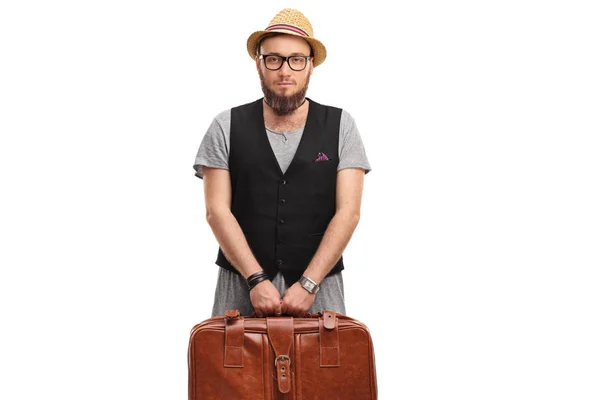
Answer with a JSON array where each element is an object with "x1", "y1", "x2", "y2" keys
[{"x1": 193, "y1": 108, "x2": 372, "y2": 178}]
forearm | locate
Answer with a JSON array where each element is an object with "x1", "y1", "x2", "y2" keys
[
  {"x1": 206, "y1": 209, "x2": 263, "y2": 279},
  {"x1": 303, "y1": 209, "x2": 360, "y2": 283}
]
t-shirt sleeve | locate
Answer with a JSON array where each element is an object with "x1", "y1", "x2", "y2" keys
[
  {"x1": 192, "y1": 110, "x2": 231, "y2": 179},
  {"x1": 338, "y1": 110, "x2": 372, "y2": 174}
]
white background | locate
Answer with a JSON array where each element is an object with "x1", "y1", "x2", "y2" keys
[{"x1": 1, "y1": 0, "x2": 599, "y2": 399}]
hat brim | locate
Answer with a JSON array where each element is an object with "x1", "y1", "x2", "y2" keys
[{"x1": 246, "y1": 30, "x2": 327, "y2": 67}]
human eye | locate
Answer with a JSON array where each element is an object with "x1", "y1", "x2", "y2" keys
[{"x1": 266, "y1": 55, "x2": 281, "y2": 63}]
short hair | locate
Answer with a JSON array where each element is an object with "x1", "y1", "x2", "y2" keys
[{"x1": 256, "y1": 33, "x2": 314, "y2": 57}]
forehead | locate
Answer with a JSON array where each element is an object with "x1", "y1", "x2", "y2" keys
[{"x1": 260, "y1": 34, "x2": 311, "y2": 55}]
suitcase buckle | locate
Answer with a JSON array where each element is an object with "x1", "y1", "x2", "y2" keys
[{"x1": 275, "y1": 354, "x2": 290, "y2": 367}]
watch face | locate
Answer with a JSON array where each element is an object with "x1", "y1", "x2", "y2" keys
[{"x1": 301, "y1": 278, "x2": 317, "y2": 293}]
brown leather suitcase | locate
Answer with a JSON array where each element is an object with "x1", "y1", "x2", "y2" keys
[{"x1": 188, "y1": 310, "x2": 378, "y2": 399}]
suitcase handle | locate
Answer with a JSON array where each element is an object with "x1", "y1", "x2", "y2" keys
[{"x1": 245, "y1": 310, "x2": 323, "y2": 318}]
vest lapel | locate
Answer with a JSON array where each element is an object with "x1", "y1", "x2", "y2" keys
[
  {"x1": 252, "y1": 99, "x2": 285, "y2": 176},
  {"x1": 284, "y1": 98, "x2": 321, "y2": 177}
]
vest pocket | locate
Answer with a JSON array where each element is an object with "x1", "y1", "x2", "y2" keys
[
  {"x1": 308, "y1": 158, "x2": 338, "y2": 192},
  {"x1": 308, "y1": 232, "x2": 325, "y2": 237}
]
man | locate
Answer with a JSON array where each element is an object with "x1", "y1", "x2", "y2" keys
[{"x1": 192, "y1": 8, "x2": 371, "y2": 318}]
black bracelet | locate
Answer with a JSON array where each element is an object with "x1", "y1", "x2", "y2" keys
[
  {"x1": 248, "y1": 274, "x2": 269, "y2": 291},
  {"x1": 247, "y1": 272, "x2": 268, "y2": 285},
  {"x1": 247, "y1": 271, "x2": 269, "y2": 291},
  {"x1": 247, "y1": 271, "x2": 267, "y2": 283},
  {"x1": 246, "y1": 271, "x2": 268, "y2": 288}
]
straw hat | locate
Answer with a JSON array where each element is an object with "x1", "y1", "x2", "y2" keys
[{"x1": 246, "y1": 8, "x2": 327, "y2": 67}]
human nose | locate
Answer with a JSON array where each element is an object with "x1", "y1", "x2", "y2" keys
[{"x1": 278, "y1": 59, "x2": 293, "y2": 75}]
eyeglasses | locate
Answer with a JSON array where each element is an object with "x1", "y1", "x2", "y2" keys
[{"x1": 259, "y1": 54, "x2": 312, "y2": 71}]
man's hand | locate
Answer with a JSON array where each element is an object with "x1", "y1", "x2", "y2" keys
[
  {"x1": 281, "y1": 282, "x2": 316, "y2": 317},
  {"x1": 250, "y1": 280, "x2": 282, "y2": 317}
]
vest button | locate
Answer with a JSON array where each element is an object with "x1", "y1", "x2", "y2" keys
[
  {"x1": 279, "y1": 198, "x2": 286, "y2": 205},
  {"x1": 276, "y1": 259, "x2": 283, "y2": 266},
  {"x1": 280, "y1": 179, "x2": 287, "y2": 185},
  {"x1": 279, "y1": 219, "x2": 285, "y2": 225}
]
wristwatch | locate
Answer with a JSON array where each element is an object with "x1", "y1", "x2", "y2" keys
[{"x1": 299, "y1": 275, "x2": 320, "y2": 294}]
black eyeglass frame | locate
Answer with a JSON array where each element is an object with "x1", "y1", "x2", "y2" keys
[{"x1": 258, "y1": 54, "x2": 312, "y2": 71}]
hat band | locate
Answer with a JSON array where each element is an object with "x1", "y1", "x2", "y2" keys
[{"x1": 265, "y1": 24, "x2": 309, "y2": 37}]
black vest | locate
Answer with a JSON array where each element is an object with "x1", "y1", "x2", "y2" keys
[{"x1": 215, "y1": 98, "x2": 345, "y2": 287}]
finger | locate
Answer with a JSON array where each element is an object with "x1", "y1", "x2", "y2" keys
[
  {"x1": 286, "y1": 307, "x2": 297, "y2": 317},
  {"x1": 274, "y1": 304, "x2": 282, "y2": 316},
  {"x1": 263, "y1": 306, "x2": 274, "y2": 317},
  {"x1": 296, "y1": 308, "x2": 307, "y2": 318}
]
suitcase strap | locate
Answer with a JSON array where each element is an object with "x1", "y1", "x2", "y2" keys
[
  {"x1": 267, "y1": 317, "x2": 294, "y2": 394},
  {"x1": 224, "y1": 310, "x2": 244, "y2": 367},
  {"x1": 319, "y1": 311, "x2": 341, "y2": 367}
]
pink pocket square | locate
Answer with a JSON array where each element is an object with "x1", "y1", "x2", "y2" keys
[{"x1": 314, "y1": 152, "x2": 330, "y2": 162}]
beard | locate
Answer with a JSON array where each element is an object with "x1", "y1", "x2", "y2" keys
[{"x1": 259, "y1": 70, "x2": 311, "y2": 116}]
